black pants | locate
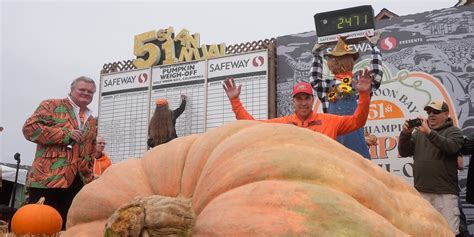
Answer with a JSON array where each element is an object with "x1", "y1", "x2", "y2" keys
[{"x1": 28, "y1": 175, "x2": 84, "y2": 230}]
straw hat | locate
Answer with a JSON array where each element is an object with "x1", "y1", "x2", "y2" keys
[{"x1": 328, "y1": 36, "x2": 359, "y2": 60}]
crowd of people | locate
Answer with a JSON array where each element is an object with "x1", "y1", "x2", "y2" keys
[{"x1": 10, "y1": 34, "x2": 472, "y2": 236}]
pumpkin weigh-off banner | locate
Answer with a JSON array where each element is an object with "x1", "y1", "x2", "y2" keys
[{"x1": 98, "y1": 50, "x2": 269, "y2": 164}]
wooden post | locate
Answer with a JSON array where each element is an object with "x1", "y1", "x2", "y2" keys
[{"x1": 267, "y1": 41, "x2": 277, "y2": 119}]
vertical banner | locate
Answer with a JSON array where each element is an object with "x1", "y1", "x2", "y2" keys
[
  {"x1": 151, "y1": 60, "x2": 207, "y2": 137},
  {"x1": 98, "y1": 69, "x2": 151, "y2": 164},
  {"x1": 206, "y1": 50, "x2": 269, "y2": 129}
]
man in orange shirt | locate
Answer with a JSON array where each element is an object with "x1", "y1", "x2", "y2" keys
[
  {"x1": 222, "y1": 68, "x2": 373, "y2": 140},
  {"x1": 93, "y1": 135, "x2": 112, "y2": 178}
]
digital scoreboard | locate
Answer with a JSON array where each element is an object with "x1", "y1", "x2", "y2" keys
[{"x1": 314, "y1": 5, "x2": 375, "y2": 44}]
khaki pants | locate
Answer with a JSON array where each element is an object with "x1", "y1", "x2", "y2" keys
[{"x1": 420, "y1": 192, "x2": 460, "y2": 235}]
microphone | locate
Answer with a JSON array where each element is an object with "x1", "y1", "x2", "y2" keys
[
  {"x1": 14, "y1": 153, "x2": 20, "y2": 163},
  {"x1": 66, "y1": 128, "x2": 84, "y2": 149}
]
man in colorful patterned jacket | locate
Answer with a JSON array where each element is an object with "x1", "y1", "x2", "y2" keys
[{"x1": 23, "y1": 76, "x2": 97, "y2": 230}]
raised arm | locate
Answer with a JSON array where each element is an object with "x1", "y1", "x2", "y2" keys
[
  {"x1": 398, "y1": 128, "x2": 416, "y2": 157},
  {"x1": 366, "y1": 32, "x2": 383, "y2": 91},
  {"x1": 310, "y1": 43, "x2": 331, "y2": 113},
  {"x1": 417, "y1": 118, "x2": 464, "y2": 156},
  {"x1": 173, "y1": 95, "x2": 187, "y2": 118},
  {"x1": 223, "y1": 77, "x2": 241, "y2": 100},
  {"x1": 223, "y1": 77, "x2": 254, "y2": 120},
  {"x1": 335, "y1": 68, "x2": 372, "y2": 135}
]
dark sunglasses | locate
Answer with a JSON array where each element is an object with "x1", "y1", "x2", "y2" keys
[{"x1": 426, "y1": 110, "x2": 442, "y2": 115}]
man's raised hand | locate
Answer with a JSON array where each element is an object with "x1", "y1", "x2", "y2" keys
[
  {"x1": 223, "y1": 77, "x2": 241, "y2": 100},
  {"x1": 366, "y1": 31, "x2": 381, "y2": 47},
  {"x1": 355, "y1": 68, "x2": 372, "y2": 93}
]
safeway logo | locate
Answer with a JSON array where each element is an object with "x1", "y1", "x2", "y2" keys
[
  {"x1": 380, "y1": 37, "x2": 397, "y2": 51},
  {"x1": 138, "y1": 73, "x2": 148, "y2": 83},
  {"x1": 252, "y1": 56, "x2": 265, "y2": 67}
]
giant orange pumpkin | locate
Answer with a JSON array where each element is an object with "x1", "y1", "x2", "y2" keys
[
  {"x1": 11, "y1": 197, "x2": 62, "y2": 235},
  {"x1": 64, "y1": 121, "x2": 453, "y2": 236}
]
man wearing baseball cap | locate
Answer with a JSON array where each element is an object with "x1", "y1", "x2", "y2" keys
[
  {"x1": 424, "y1": 100, "x2": 449, "y2": 112},
  {"x1": 398, "y1": 99, "x2": 464, "y2": 235},
  {"x1": 222, "y1": 69, "x2": 372, "y2": 140}
]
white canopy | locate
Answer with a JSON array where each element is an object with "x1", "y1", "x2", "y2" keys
[{"x1": 0, "y1": 165, "x2": 28, "y2": 185}]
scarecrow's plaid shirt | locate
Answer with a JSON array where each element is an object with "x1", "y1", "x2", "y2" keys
[{"x1": 310, "y1": 45, "x2": 383, "y2": 113}]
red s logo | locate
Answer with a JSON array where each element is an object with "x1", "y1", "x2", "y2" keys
[
  {"x1": 138, "y1": 73, "x2": 148, "y2": 83},
  {"x1": 380, "y1": 37, "x2": 397, "y2": 51},
  {"x1": 252, "y1": 56, "x2": 265, "y2": 67}
]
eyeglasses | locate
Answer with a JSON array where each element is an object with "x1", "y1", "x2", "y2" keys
[{"x1": 426, "y1": 110, "x2": 442, "y2": 115}]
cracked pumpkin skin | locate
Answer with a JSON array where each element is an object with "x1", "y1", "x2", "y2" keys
[{"x1": 64, "y1": 121, "x2": 453, "y2": 236}]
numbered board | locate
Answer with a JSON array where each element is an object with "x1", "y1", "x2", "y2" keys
[
  {"x1": 98, "y1": 69, "x2": 151, "y2": 164},
  {"x1": 206, "y1": 50, "x2": 269, "y2": 129},
  {"x1": 98, "y1": 50, "x2": 269, "y2": 163},
  {"x1": 314, "y1": 5, "x2": 375, "y2": 44},
  {"x1": 151, "y1": 61, "x2": 206, "y2": 136}
]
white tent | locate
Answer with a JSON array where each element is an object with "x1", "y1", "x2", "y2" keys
[
  {"x1": 0, "y1": 165, "x2": 28, "y2": 208},
  {"x1": 1, "y1": 165, "x2": 27, "y2": 185}
]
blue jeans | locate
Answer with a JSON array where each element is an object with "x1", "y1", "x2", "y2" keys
[{"x1": 328, "y1": 95, "x2": 371, "y2": 159}]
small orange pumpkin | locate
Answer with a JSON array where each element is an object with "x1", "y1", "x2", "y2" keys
[{"x1": 11, "y1": 197, "x2": 63, "y2": 235}]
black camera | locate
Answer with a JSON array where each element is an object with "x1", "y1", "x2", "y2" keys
[{"x1": 407, "y1": 118, "x2": 422, "y2": 128}]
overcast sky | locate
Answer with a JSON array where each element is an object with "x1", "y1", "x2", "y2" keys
[{"x1": 1, "y1": 0, "x2": 456, "y2": 165}]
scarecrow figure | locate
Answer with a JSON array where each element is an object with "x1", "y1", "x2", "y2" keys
[{"x1": 310, "y1": 33, "x2": 383, "y2": 159}]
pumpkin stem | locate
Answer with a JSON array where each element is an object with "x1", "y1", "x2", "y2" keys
[
  {"x1": 105, "y1": 195, "x2": 195, "y2": 237},
  {"x1": 37, "y1": 197, "x2": 46, "y2": 205}
]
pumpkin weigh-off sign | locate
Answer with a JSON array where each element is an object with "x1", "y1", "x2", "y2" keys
[{"x1": 64, "y1": 121, "x2": 453, "y2": 236}]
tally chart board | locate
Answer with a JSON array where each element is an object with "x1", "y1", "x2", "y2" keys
[
  {"x1": 98, "y1": 50, "x2": 269, "y2": 163},
  {"x1": 151, "y1": 60, "x2": 207, "y2": 137},
  {"x1": 98, "y1": 69, "x2": 151, "y2": 164},
  {"x1": 206, "y1": 50, "x2": 269, "y2": 129}
]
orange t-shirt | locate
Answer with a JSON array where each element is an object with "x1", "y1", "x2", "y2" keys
[
  {"x1": 230, "y1": 91, "x2": 370, "y2": 140},
  {"x1": 93, "y1": 153, "x2": 112, "y2": 177}
]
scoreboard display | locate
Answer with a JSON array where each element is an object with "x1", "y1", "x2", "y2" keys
[{"x1": 314, "y1": 5, "x2": 375, "y2": 44}]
